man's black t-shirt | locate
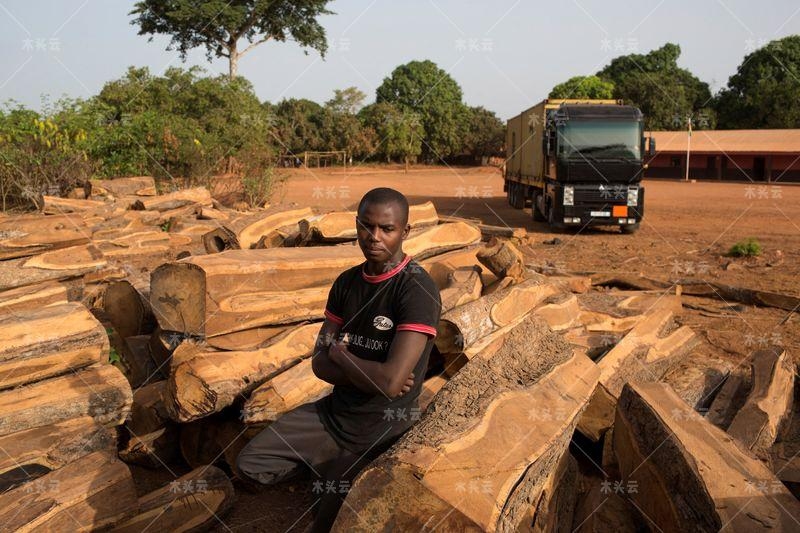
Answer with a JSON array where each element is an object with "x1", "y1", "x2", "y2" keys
[{"x1": 315, "y1": 254, "x2": 441, "y2": 453}]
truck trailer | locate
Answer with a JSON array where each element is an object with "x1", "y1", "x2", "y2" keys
[{"x1": 504, "y1": 99, "x2": 654, "y2": 233}]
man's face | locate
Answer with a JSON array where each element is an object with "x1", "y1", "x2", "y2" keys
[{"x1": 356, "y1": 201, "x2": 409, "y2": 264}]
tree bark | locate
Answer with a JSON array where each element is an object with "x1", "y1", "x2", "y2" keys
[
  {"x1": 614, "y1": 381, "x2": 800, "y2": 532},
  {"x1": 0, "y1": 302, "x2": 109, "y2": 390},
  {"x1": 333, "y1": 315, "x2": 599, "y2": 532},
  {"x1": 576, "y1": 309, "x2": 698, "y2": 441},
  {"x1": 165, "y1": 323, "x2": 320, "y2": 422},
  {"x1": 0, "y1": 364, "x2": 133, "y2": 437},
  {"x1": 111, "y1": 465, "x2": 234, "y2": 533},
  {"x1": 0, "y1": 451, "x2": 138, "y2": 532}
]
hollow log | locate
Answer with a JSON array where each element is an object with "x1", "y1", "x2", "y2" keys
[
  {"x1": 201, "y1": 206, "x2": 313, "y2": 252},
  {"x1": 0, "y1": 417, "x2": 116, "y2": 492}
]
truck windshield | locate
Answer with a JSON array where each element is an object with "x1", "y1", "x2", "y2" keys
[{"x1": 558, "y1": 121, "x2": 641, "y2": 160}]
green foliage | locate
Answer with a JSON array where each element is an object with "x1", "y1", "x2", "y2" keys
[
  {"x1": 716, "y1": 36, "x2": 800, "y2": 128},
  {"x1": 130, "y1": 0, "x2": 334, "y2": 77},
  {"x1": 321, "y1": 88, "x2": 375, "y2": 160},
  {"x1": 463, "y1": 106, "x2": 504, "y2": 158},
  {"x1": 597, "y1": 43, "x2": 714, "y2": 130},
  {"x1": 273, "y1": 98, "x2": 326, "y2": 154},
  {"x1": 241, "y1": 165, "x2": 282, "y2": 207},
  {"x1": 89, "y1": 66, "x2": 272, "y2": 184},
  {"x1": 326, "y1": 87, "x2": 366, "y2": 115},
  {"x1": 549, "y1": 75, "x2": 615, "y2": 99},
  {"x1": 359, "y1": 102, "x2": 423, "y2": 164},
  {"x1": 728, "y1": 238, "x2": 762, "y2": 257},
  {"x1": 0, "y1": 100, "x2": 95, "y2": 210},
  {"x1": 376, "y1": 60, "x2": 468, "y2": 160}
]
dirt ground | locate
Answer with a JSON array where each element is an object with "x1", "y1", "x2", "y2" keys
[{"x1": 192, "y1": 165, "x2": 799, "y2": 531}]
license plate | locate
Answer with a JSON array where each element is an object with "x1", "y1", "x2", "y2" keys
[{"x1": 590, "y1": 211, "x2": 610, "y2": 217}]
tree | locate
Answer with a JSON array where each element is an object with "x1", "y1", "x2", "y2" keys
[
  {"x1": 376, "y1": 60, "x2": 467, "y2": 161},
  {"x1": 715, "y1": 36, "x2": 800, "y2": 128},
  {"x1": 130, "y1": 0, "x2": 334, "y2": 79},
  {"x1": 597, "y1": 43, "x2": 714, "y2": 130},
  {"x1": 360, "y1": 102, "x2": 422, "y2": 168},
  {"x1": 549, "y1": 75, "x2": 614, "y2": 99},
  {"x1": 325, "y1": 87, "x2": 367, "y2": 115},
  {"x1": 273, "y1": 98, "x2": 325, "y2": 154},
  {"x1": 463, "y1": 106, "x2": 504, "y2": 159}
]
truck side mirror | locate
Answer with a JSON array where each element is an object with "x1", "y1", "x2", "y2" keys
[{"x1": 648, "y1": 137, "x2": 656, "y2": 156}]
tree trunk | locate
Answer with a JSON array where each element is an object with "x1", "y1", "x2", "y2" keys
[
  {"x1": 0, "y1": 364, "x2": 133, "y2": 437},
  {"x1": 576, "y1": 309, "x2": 698, "y2": 442},
  {"x1": 111, "y1": 465, "x2": 234, "y2": 533},
  {"x1": 726, "y1": 347, "x2": 794, "y2": 460},
  {"x1": 435, "y1": 278, "x2": 560, "y2": 354},
  {"x1": 151, "y1": 222, "x2": 481, "y2": 337},
  {"x1": 0, "y1": 281, "x2": 67, "y2": 314},
  {"x1": 119, "y1": 381, "x2": 178, "y2": 468},
  {"x1": 614, "y1": 381, "x2": 800, "y2": 532},
  {"x1": 229, "y1": 47, "x2": 239, "y2": 79},
  {"x1": 0, "y1": 302, "x2": 109, "y2": 390},
  {"x1": 298, "y1": 202, "x2": 438, "y2": 244},
  {"x1": 0, "y1": 451, "x2": 138, "y2": 531},
  {"x1": 333, "y1": 315, "x2": 599, "y2": 532},
  {"x1": 241, "y1": 357, "x2": 332, "y2": 424},
  {"x1": 165, "y1": 323, "x2": 320, "y2": 422}
]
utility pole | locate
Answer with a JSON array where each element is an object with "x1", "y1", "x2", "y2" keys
[{"x1": 684, "y1": 114, "x2": 692, "y2": 182}]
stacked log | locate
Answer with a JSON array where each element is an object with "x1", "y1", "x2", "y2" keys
[
  {"x1": 9, "y1": 184, "x2": 793, "y2": 531},
  {"x1": 332, "y1": 314, "x2": 599, "y2": 531},
  {"x1": 298, "y1": 200, "x2": 439, "y2": 243}
]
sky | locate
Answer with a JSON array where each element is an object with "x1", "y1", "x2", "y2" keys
[{"x1": 0, "y1": 0, "x2": 799, "y2": 120}]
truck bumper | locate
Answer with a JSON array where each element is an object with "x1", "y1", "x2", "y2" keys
[{"x1": 552, "y1": 183, "x2": 645, "y2": 227}]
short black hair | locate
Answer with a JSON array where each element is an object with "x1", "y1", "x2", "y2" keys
[{"x1": 357, "y1": 188, "x2": 409, "y2": 225}]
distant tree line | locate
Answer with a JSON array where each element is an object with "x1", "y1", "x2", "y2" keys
[
  {"x1": 549, "y1": 36, "x2": 800, "y2": 131},
  {"x1": 0, "y1": 60, "x2": 504, "y2": 210}
]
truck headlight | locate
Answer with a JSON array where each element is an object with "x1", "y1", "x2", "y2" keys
[
  {"x1": 627, "y1": 187, "x2": 638, "y2": 206},
  {"x1": 563, "y1": 186, "x2": 574, "y2": 206}
]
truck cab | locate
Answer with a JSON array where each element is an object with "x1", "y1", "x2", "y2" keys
[{"x1": 505, "y1": 100, "x2": 654, "y2": 233}]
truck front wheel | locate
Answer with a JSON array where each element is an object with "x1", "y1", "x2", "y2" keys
[{"x1": 621, "y1": 224, "x2": 640, "y2": 234}]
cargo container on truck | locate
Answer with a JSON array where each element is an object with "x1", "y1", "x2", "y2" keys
[{"x1": 504, "y1": 99, "x2": 654, "y2": 233}]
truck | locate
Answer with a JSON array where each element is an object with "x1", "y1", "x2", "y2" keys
[{"x1": 504, "y1": 99, "x2": 654, "y2": 233}]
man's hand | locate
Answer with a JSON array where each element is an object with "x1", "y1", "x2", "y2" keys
[{"x1": 398, "y1": 372, "x2": 415, "y2": 396}]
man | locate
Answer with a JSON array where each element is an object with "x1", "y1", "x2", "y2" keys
[{"x1": 236, "y1": 187, "x2": 442, "y2": 531}]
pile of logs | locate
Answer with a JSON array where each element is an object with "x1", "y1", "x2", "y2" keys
[{"x1": 2, "y1": 176, "x2": 799, "y2": 531}]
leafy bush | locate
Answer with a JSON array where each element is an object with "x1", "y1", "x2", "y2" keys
[
  {"x1": 0, "y1": 101, "x2": 95, "y2": 210},
  {"x1": 728, "y1": 238, "x2": 762, "y2": 257}
]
